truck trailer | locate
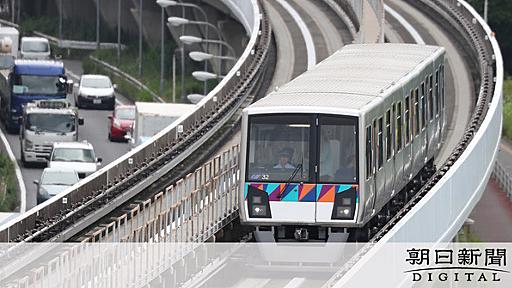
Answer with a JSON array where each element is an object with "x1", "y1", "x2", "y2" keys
[{"x1": 130, "y1": 102, "x2": 195, "y2": 148}]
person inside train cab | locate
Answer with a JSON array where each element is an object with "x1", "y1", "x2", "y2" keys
[{"x1": 274, "y1": 147, "x2": 295, "y2": 169}]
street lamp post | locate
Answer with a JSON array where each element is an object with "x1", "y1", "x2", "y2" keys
[
  {"x1": 169, "y1": 17, "x2": 226, "y2": 92},
  {"x1": 189, "y1": 51, "x2": 236, "y2": 62},
  {"x1": 179, "y1": 35, "x2": 236, "y2": 57},
  {"x1": 158, "y1": 2, "x2": 165, "y2": 96},
  {"x1": 484, "y1": 0, "x2": 488, "y2": 23},
  {"x1": 117, "y1": 0, "x2": 121, "y2": 63},
  {"x1": 138, "y1": 0, "x2": 143, "y2": 77},
  {"x1": 96, "y1": 0, "x2": 100, "y2": 50},
  {"x1": 158, "y1": 0, "x2": 210, "y2": 95},
  {"x1": 59, "y1": 0, "x2": 63, "y2": 40}
]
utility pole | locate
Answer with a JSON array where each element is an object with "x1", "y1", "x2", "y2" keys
[
  {"x1": 96, "y1": 0, "x2": 100, "y2": 50},
  {"x1": 138, "y1": 0, "x2": 143, "y2": 77},
  {"x1": 59, "y1": 0, "x2": 63, "y2": 40},
  {"x1": 484, "y1": 0, "x2": 488, "y2": 23},
  {"x1": 117, "y1": 0, "x2": 121, "y2": 63},
  {"x1": 160, "y1": 6, "x2": 165, "y2": 96}
]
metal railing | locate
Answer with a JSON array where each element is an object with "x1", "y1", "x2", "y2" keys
[
  {"x1": 0, "y1": 0, "x2": 271, "y2": 243},
  {"x1": 78, "y1": 145, "x2": 240, "y2": 243},
  {"x1": 493, "y1": 159, "x2": 512, "y2": 199},
  {"x1": 32, "y1": 31, "x2": 126, "y2": 50}
]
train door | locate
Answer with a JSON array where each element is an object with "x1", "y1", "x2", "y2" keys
[
  {"x1": 420, "y1": 80, "x2": 428, "y2": 164},
  {"x1": 393, "y1": 98, "x2": 405, "y2": 191},
  {"x1": 426, "y1": 71, "x2": 436, "y2": 161},
  {"x1": 402, "y1": 85, "x2": 413, "y2": 182},
  {"x1": 411, "y1": 85, "x2": 422, "y2": 176},
  {"x1": 383, "y1": 105, "x2": 395, "y2": 206},
  {"x1": 374, "y1": 115, "x2": 386, "y2": 212},
  {"x1": 362, "y1": 121, "x2": 376, "y2": 223},
  {"x1": 316, "y1": 114, "x2": 359, "y2": 223}
]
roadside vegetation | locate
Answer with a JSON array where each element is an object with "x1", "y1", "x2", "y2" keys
[
  {"x1": 0, "y1": 153, "x2": 18, "y2": 212},
  {"x1": 503, "y1": 79, "x2": 512, "y2": 140},
  {"x1": 17, "y1": 15, "x2": 212, "y2": 103},
  {"x1": 88, "y1": 45, "x2": 209, "y2": 103}
]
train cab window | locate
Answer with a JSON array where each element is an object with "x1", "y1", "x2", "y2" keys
[
  {"x1": 246, "y1": 114, "x2": 312, "y2": 183},
  {"x1": 386, "y1": 109, "x2": 392, "y2": 161},
  {"x1": 366, "y1": 125, "x2": 372, "y2": 179},
  {"x1": 405, "y1": 96, "x2": 410, "y2": 144},
  {"x1": 414, "y1": 88, "x2": 420, "y2": 137},
  {"x1": 396, "y1": 101, "x2": 403, "y2": 152},
  {"x1": 377, "y1": 117, "x2": 384, "y2": 169},
  {"x1": 319, "y1": 115, "x2": 358, "y2": 183}
]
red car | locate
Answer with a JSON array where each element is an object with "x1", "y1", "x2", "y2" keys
[{"x1": 108, "y1": 105, "x2": 135, "y2": 141}]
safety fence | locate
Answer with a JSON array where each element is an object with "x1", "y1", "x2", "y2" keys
[
  {"x1": 0, "y1": 0, "x2": 270, "y2": 243},
  {"x1": 78, "y1": 146, "x2": 240, "y2": 243},
  {"x1": 493, "y1": 159, "x2": 512, "y2": 199}
]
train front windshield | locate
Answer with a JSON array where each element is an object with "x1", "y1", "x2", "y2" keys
[{"x1": 246, "y1": 114, "x2": 358, "y2": 184}]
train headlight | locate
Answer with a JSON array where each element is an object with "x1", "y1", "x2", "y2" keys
[
  {"x1": 247, "y1": 186, "x2": 271, "y2": 218},
  {"x1": 331, "y1": 187, "x2": 357, "y2": 220}
]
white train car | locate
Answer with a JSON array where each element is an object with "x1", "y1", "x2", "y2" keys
[{"x1": 239, "y1": 44, "x2": 446, "y2": 241}]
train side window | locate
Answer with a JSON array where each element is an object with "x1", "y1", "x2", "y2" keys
[
  {"x1": 434, "y1": 67, "x2": 442, "y2": 107},
  {"x1": 377, "y1": 117, "x2": 383, "y2": 169},
  {"x1": 405, "y1": 96, "x2": 410, "y2": 144},
  {"x1": 441, "y1": 65, "x2": 445, "y2": 109},
  {"x1": 428, "y1": 76, "x2": 434, "y2": 121},
  {"x1": 386, "y1": 109, "x2": 392, "y2": 161},
  {"x1": 421, "y1": 82, "x2": 426, "y2": 130},
  {"x1": 414, "y1": 88, "x2": 420, "y2": 137},
  {"x1": 396, "y1": 101, "x2": 402, "y2": 152},
  {"x1": 366, "y1": 125, "x2": 372, "y2": 179},
  {"x1": 430, "y1": 74, "x2": 436, "y2": 117}
]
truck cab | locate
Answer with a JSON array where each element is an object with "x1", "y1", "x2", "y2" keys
[
  {"x1": 19, "y1": 99, "x2": 83, "y2": 166},
  {"x1": 0, "y1": 60, "x2": 73, "y2": 132}
]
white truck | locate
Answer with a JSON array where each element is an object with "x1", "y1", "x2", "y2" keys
[
  {"x1": 0, "y1": 27, "x2": 19, "y2": 58},
  {"x1": 20, "y1": 37, "x2": 50, "y2": 59},
  {"x1": 19, "y1": 100, "x2": 84, "y2": 166},
  {"x1": 129, "y1": 102, "x2": 195, "y2": 148}
]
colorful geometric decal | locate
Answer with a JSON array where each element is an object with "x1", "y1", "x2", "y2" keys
[{"x1": 245, "y1": 183, "x2": 358, "y2": 203}]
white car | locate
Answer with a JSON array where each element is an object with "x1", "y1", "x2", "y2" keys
[
  {"x1": 74, "y1": 74, "x2": 116, "y2": 110},
  {"x1": 35, "y1": 167, "x2": 79, "y2": 204},
  {"x1": 20, "y1": 37, "x2": 51, "y2": 59},
  {"x1": 48, "y1": 141, "x2": 102, "y2": 179}
]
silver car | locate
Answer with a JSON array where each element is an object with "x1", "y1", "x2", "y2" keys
[
  {"x1": 35, "y1": 167, "x2": 79, "y2": 204},
  {"x1": 74, "y1": 74, "x2": 117, "y2": 110}
]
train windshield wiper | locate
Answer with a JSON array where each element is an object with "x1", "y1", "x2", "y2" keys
[{"x1": 279, "y1": 163, "x2": 302, "y2": 199}]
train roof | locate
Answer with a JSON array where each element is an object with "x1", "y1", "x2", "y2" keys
[{"x1": 249, "y1": 43, "x2": 445, "y2": 112}]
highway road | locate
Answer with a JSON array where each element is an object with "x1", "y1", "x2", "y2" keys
[{"x1": 0, "y1": 59, "x2": 132, "y2": 210}]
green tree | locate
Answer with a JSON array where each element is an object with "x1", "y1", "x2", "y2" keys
[{"x1": 468, "y1": 0, "x2": 512, "y2": 75}]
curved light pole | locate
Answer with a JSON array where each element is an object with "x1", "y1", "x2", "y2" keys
[
  {"x1": 161, "y1": 2, "x2": 210, "y2": 96},
  {"x1": 192, "y1": 71, "x2": 224, "y2": 82},
  {"x1": 180, "y1": 35, "x2": 236, "y2": 57},
  {"x1": 187, "y1": 93, "x2": 205, "y2": 104},
  {"x1": 189, "y1": 51, "x2": 236, "y2": 62}
]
